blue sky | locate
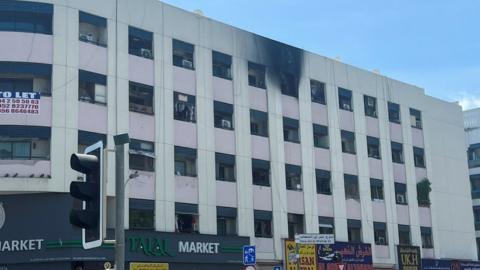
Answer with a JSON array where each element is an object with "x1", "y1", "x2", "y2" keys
[{"x1": 162, "y1": 0, "x2": 480, "y2": 110}]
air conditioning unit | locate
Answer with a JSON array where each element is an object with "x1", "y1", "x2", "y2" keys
[
  {"x1": 396, "y1": 194, "x2": 406, "y2": 204},
  {"x1": 377, "y1": 236, "x2": 386, "y2": 245},
  {"x1": 221, "y1": 119, "x2": 232, "y2": 129},
  {"x1": 182, "y1": 59, "x2": 193, "y2": 69},
  {"x1": 296, "y1": 184, "x2": 302, "y2": 190},
  {"x1": 367, "y1": 97, "x2": 375, "y2": 106},
  {"x1": 141, "y1": 48, "x2": 153, "y2": 58},
  {"x1": 342, "y1": 103, "x2": 351, "y2": 110},
  {"x1": 80, "y1": 33, "x2": 94, "y2": 42}
]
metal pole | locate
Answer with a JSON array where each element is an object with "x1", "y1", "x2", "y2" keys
[{"x1": 115, "y1": 143, "x2": 125, "y2": 270}]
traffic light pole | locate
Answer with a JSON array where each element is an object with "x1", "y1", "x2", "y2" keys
[{"x1": 115, "y1": 143, "x2": 125, "y2": 270}]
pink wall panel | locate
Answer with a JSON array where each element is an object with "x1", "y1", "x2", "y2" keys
[
  {"x1": 79, "y1": 42, "x2": 107, "y2": 75},
  {"x1": 129, "y1": 55, "x2": 154, "y2": 86},
  {"x1": 0, "y1": 97, "x2": 51, "y2": 127},
  {"x1": 78, "y1": 102, "x2": 108, "y2": 134},
  {"x1": 372, "y1": 200, "x2": 387, "y2": 222},
  {"x1": 317, "y1": 194, "x2": 334, "y2": 217},
  {"x1": 284, "y1": 142, "x2": 302, "y2": 166},
  {"x1": 315, "y1": 148, "x2": 331, "y2": 170},
  {"x1": 342, "y1": 153, "x2": 358, "y2": 175},
  {"x1": 287, "y1": 190, "x2": 304, "y2": 214},
  {"x1": 346, "y1": 199, "x2": 362, "y2": 220},
  {"x1": 215, "y1": 128, "x2": 235, "y2": 155},
  {"x1": 375, "y1": 245, "x2": 390, "y2": 259},
  {"x1": 415, "y1": 167, "x2": 427, "y2": 183},
  {"x1": 175, "y1": 176, "x2": 199, "y2": 204},
  {"x1": 251, "y1": 135, "x2": 270, "y2": 160},
  {"x1": 419, "y1": 206, "x2": 432, "y2": 227},
  {"x1": 173, "y1": 66, "x2": 196, "y2": 95},
  {"x1": 422, "y1": 248, "x2": 434, "y2": 259},
  {"x1": 128, "y1": 170, "x2": 155, "y2": 200},
  {"x1": 311, "y1": 103, "x2": 328, "y2": 125},
  {"x1": 129, "y1": 112, "x2": 155, "y2": 141},
  {"x1": 249, "y1": 86, "x2": 267, "y2": 112},
  {"x1": 390, "y1": 123, "x2": 403, "y2": 143},
  {"x1": 253, "y1": 186, "x2": 273, "y2": 211},
  {"x1": 255, "y1": 237, "x2": 274, "y2": 253},
  {"x1": 0, "y1": 32, "x2": 52, "y2": 64},
  {"x1": 368, "y1": 158, "x2": 383, "y2": 179},
  {"x1": 0, "y1": 160, "x2": 50, "y2": 178},
  {"x1": 281, "y1": 95, "x2": 300, "y2": 119},
  {"x1": 393, "y1": 163, "x2": 406, "y2": 183},
  {"x1": 411, "y1": 128, "x2": 424, "y2": 147},
  {"x1": 216, "y1": 181, "x2": 237, "y2": 207},
  {"x1": 174, "y1": 121, "x2": 197, "y2": 148},
  {"x1": 213, "y1": 77, "x2": 234, "y2": 104},
  {"x1": 396, "y1": 204, "x2": 410, "y2": 225},
  {"x1": 339, "y1": 110, "x2": 355, "y2": 131},
  {"x1": 366, "y1": 117, "x2": 380, "y2": 137}
]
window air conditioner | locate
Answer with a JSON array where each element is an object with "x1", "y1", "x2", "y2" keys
[
  {"x1": 378, "y1": 237, "x2": 386, "y2": 245},
  {"x1": 396, "y1": 194, "x2": 406, "y2": 204},
  {"x1": 296, "y1": 184, "x2": 302, "y2": 190},
  {"x1": 182, "y1": 59, "x2": 193, "y2": 69},
  {"x1": 367, "y1": 98, "x2": 375, "y2": 106},
  {"x1": 221, "y1": 119, "x2": 232, "y2": 129},
  {"x1": 342, "y1": 103, "x2": 351, "y2": 110},
  {"x1": 80, "y1": 33, "x2": 94, "y2": 42},
  {"x1": 141, "y1": 48, "x2": 153, "y2": 58}
]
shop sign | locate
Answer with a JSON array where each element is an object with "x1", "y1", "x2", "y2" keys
[
  {"x1": 178, "y1": 241, "x2": 220, "y2": 254},
  {"x1": 284, "y1": 240, "x2": 317, "y2": 270},
  {"x1": 0, "y1": 91, "x2": 41, "y2": 115},
  {"x1": 317, "y1": 242, "x2": 373, "y2": 270},
  {"x1": 285, "y1": 240, "x2": 297, "y2": 270},
  {"x1": 422, "y1": 259, "x2": 480, "y2": 270},
  {"x1": 0, "y1": 239, "x2": 44, "y2": 252},
  {"x1": 130, "y1": 262, "x2": 168, "y2": 270},
  {"x1": 397, "y1": 245, "x2": 421, "y2": 270},
  {"x1": 129, "y1": 237, "x2": 174, "y2": 257}
]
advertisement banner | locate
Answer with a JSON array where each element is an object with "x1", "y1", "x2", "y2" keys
[
  {"x1": 130, "y1": 262, "x2": 169, "y2": 270},
  {"x1": 397, "y1": 245, "x2": 421, "y2": 270},
  {"x1": 317, "y1": 242, "x2": 373, "y2": 270},
  {"x1": 285, "y1": 240, "x2": 298, "y2": 270},
  {"x1": 422, "y1": 259, "x2": 480, "y2": 270},
  {"x1": 0, "y1": 91, "x2": 41, "y2": 115},
  {"x1": 284, "y1": 240, "x2": 317, "y2": 270}
]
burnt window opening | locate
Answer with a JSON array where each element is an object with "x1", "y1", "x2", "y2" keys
[
  {"x1": 129, "y1": 139, "x2": 155, "y2": 172},
  {"x1": 0, "y1": 126, "x2": 51, "y2": 161},
  {"x1": 280, "y1": 72, "x2": 298, "y2": 98},
  {"x1": 78, "y1": 130, "x2": 106, "y2": 153},
  {"x1": 79, "y1": 11, "x2": 107, "y2": 47},
  {"x1": 248, "y1": 62, "x2": 266, "y2": 89},
  {"x1": 288, "y1": 213, "x2": 304, "y2": 239},
  {"x1": 339, "y1": 87, "x2": 353, "y2": 111},
  {"x1": 283, "y1": 117, "x2": 300, "y2": 143},
  {"x1": 214, "y1": 101, "x2": 233, "y2": 130},
  {"x1": 391, "y1": 142, "x2": 404, "y2": 164},
  {"x1": 311, "y1": 79, "x2": 326, "y2": 105},
  {"x1": 0, "y1": 62, "x2": 52, "y2": 96},
  {"x1": 286, "y1": 164, "x2": 302, "y2": 191},
  {"x1": 344, "y1": 174, "x2": 359, "y2": 200},
  {"x1": 212, "y1": 51, "x2": 232, "y2": 80},
  {"x1": 414, "y1": 147, "x2": 425, "y2": 168},
  {"x1": 215, "y1": 153, "x2": 235, "y2": 182},
  {"x1": 410, "y1": 108, "x2": 422, "y2": 129},
  {"x1": 252, "y1": 159, "x2": 270, "y2": 187},
  {"x1": 347, "y1": 219, "x2": 362, "y2": 243},
  {"x1": 341, "y1": 130, "x2": 356, "y2": 154},
  {"x1": 374, "y1": 222, "x2": 388, "y2": 246},
  {"x1": 174, "y1": 92, "x2": 196, "y2": 123},
  {"x1": 173, "y1": 39, "x2": 194, "y2": 70},
  {"x1": 175, "y1": 203, "x2": 199, "y2": 233},
  {"x1": 78, "y1": 70, "x2": 107, "y2": 104},
  {"x1": 421, "y1": 227, "x2": 433, "y2": 248},
  {"x1": 398, "y1": 225, "x2": 411, "y2": 245},
  {"x1": 250, "y1": 109, "x2": 268, "y2": 137},
  {"x1": 364, "y1": 95, "x2": 377, "y2": 118},
  {"x1": 0, "y1": 1, "x2": 53, "y2": 35},
  {"x1": 313, "y1": 124, "x2": 329, "y2": 149},
  {"x1": 129, "y1": 82, "x2": 154, "y2": 115},
  {"x1": 367, "y1": 136, "x2": 381, "y2": 159},
  {"x1": 254, "y1": 210, "x2": 272, "y2": 238},
  {"x1": 319, "y1": 217, "x2": 334, "y2": 235},
  {"x1": 316, "y1": 169, "x2": 331, "y2": 195},
  {"x1": 370, "y1": 178, "x2": 384, "y2": 201},
  {"x1": 129, "y1": 199, "x2": 154, "y2": 230},
  {"x1": 128, "y1": 26, "x2": 153, "y2": 59},
  {"x1": 388, "y1": 102, "x2": 401, "y2": 123},
  {"x1": 217, "y1": 207, "x2": 237, "y2": 236},
  {"x1": 395, "y1": 183, "x2": 408, "y2": 205}
]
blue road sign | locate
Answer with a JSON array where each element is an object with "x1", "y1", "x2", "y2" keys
[
  {"x1": 274, "y1": 267, "x2": 282, "y2": 270},
  {"x1": 243, "y1": 245, "x2": 256, "y2": 265}
]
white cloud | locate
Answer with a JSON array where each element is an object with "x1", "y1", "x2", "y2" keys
[{"x1": 455, "y1": 92, "x2": 480, "y2": 111}]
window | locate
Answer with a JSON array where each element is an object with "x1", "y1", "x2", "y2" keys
[
  {"x1": 339, "y1": 88, "x2": 353, "y2": 111},
  {"x1": 347, "y1": 219, "x2": 362, "y2": 243},
  {"x1": 421, "y1": 227, "x2": 433, "y2": 248},
  {"x1": 252, "y1": 159, "x2": 270, "y2": 186},
  {"x1": 313, "y1": 124, "x2": 329, "y2": 149},
  {"x1": 216, "y1": 153, "x2": 235, "y2": 182},
  {"x1": 78, "y1": 130, "x2": 106, "y2": 153},
  {"x1": 214, "y1": 101, "x2": 234, "y2": 130},
  {"x1": 0, "y1": 62, "x2": 52, "y2": 96},
  {"x1": 248, "y1": 62, "x2": 266, "y2": 89},
  {"x1": 129, "y1": 26, "x2": 153, "y2": 59},
  {"x1": 316, "y1": 169, "x2": 331, "y2": 195},
  {"x1": 174, "y1": 146, "x2": 197, "y2": 177},
  {"x1": 474, "y1": 207, "x2": 480, "y2": 230},
  {"x1": 280, "y1": 72, "x2": 298, "y2": 98},
  {"x1": 417, "y1": 179, "x2": 431, "y2": 207},
  {"x1": 370, "y1": 178, "x2": 384, "y2": 201},
  {"x1": 391, "y1": 142, "x2": 404, "y2": 163},
  {"x1": 79, "y1": 11, "x2": 107, "y2": 47},
  {"x1": 398, "y1": 225, "x2": 411, "y2": 245},
  {"x1": 0, "y1": 126, "x2": 50, "y2": 161},
  {"x1": 344, "y1": 174, "x2": 359, "y2": 200},
  {"x1": 341, "y1": 130, "x2": 356, "y2": 154},
  {"x1": 367, "y1": 136, "x2": 381, "y2": 159},
  {"x1": 212, "y1": 51, "x2": 232, "y2": 80},
  {"x1": 217, "y1": 207, "x2": 237, "y2": 236},
  {"x1": 0, "y1": 1, "x2": 53, "y2": 34},
  {"x1": 174, "y1": 92, "x2": 196, "y2": 123},
  {"x1": 410, "y1": 108, "x2": 422, "y2": 129},
  {"x1": 413, "y1": 147, "x2": 425, "y2": 168},
  {"x1": 471, "y1": 175, "x2": 480, "y2": 199},
  {"x1": 129, "y1": 199, "x2": 154, "y2": 230},
  {"x1": 364, "y1": 95, "x2": 377, "y2": 118},
  {"x1": 374, "y1": 222, "x2": 388, "y2": 245},
  {"x1": 288, "y1": 213, "x2": 304, "y2": 239},
  {"x1": 318, "y1": 216, "x2": 334, "y2": 235},
  {"x1": 388, "y1": 102, "x2": 401, "y2": 123},
  {"x1": 173, "y1": 39, "x2": 194, "y2": 70},
  {"x1": 283, "y1": 117, "x2": 300, "y2": 143},
  {"x1": 468, "y1": 144, "x2": 480, "y2": 168},
  {"x1": 78, "y1": 70, "x2": 107, "y2": 104},
  {"x1": 286, "y1": 164, "x2": 302, "y2": 191},
  {"x1": 129, "y1": 139, "x2": 155, "y2": 172},
  {"x1": 250, "y1": 109, "x2": 268, "y2": 137},
  {"x1": 129, "y1": 82, "x2": 154, "y2": 114},
  {"x1": 395, "y1": 183, "x2": 408, "y2": 205},
  {"x1": 254, "y1": 210, "x2": 272, "y2": 238},
  {"x1": 175, "y1": 203, "x2": 199, "y2": 233},
  {"x1": 311, "y1": 80, "x2": 326, "y2": 104}
]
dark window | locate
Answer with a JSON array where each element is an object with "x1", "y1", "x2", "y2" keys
[
  {"x1": 174, "y1": 92, "x2": 196, "y2": 123},
  {"x1": 339, "y1": 87, "x2": 353, "y2": 111},
  {"x1": 0, "y1": 126, "x2": 50, "y2": 161},
  {"x1": 129, "y1": 26, "x2": 153, "y2": 59},
  {"x1": 129, "y1": 139, "x2": 155, "y2": 172},
  {"x1": 471, "y1": 175, "x2": 480, "y2": 199},
  {"x1": 311, "y1": 80, "x2": 326, "y2": 104},
  {"x1": 370, "y1": 178, "x2": 384, "y2": 201},
  {"x1": 129, "y1": 82, "x2": 154, "y2": 114},
  {"x1": 250, "y1": 109, "x2": 268, "y2": 137},
  {"x1": 468, "y1": 144, "x2": 480, "y2": 168},
  {"x1": 413, "y1": 147, "x2": 425, "y2": 168},
  {"x1": 175, "y1": 203, "x2": 199, "y2": 233},
  {"x1": 344, "y1": 174, "x2": 359, "y2": 200},
  {"x1": 212, "y1": 51, "x2": 232, "y2": 80},
  {"x1": 78, "y1": 70, "x2": 107, "y2": 104},
  {"x1": 313, "y1": 124, "x2": 329, "y2": 149},
  {"x1": 421, "y1": 227, "x2": 433, "y2": 248},
  {"x1": 316, "y1": 169, "x2": 331, "y2": 195},
  {"x1": 288, "y1": 213, "x2": 304, "y2": 239},
  {"x1": 283, "y1": 117, "x2": 300, "y2": 143},
  {"x1": 286, "y1": 164, "x2": 302, "y2": 191},
  {"x1": 347, "y1": 219, "x2": 362, "y2": 243},
  {"x1": 374, "y1": 222, "x2": 388, "y2": 245},
  {"x1": 388, "y1": 102, "x2": 401, "y2": 123},
  {"x1": 410, "y1": 108, "x2": 422, "y2": 129},
  {"x1": 341, "y1": 130, "x2": 356, "y2": 154},
  {"x1": 252, "y1": 159, "x2": 270, "y2": 187},
  {"x1": 0, "y1": 1, "x2": 53, "y2": 34},
  {"x1": 391, "y1": 142, "x2": 404, "y2": 163},
  {"x1": 129, "y1": 199, "x2": 154, "y2": 230},
  {"x1": 474, "y1": 207, "x2": 480, "y2": 230},
  {"x1": 217, "y1": 207, "x2": 237, "y2": 236},
  {"x1": 174, "y1": 146, "x2": 197, "y2": 177},
  {"x1": 254, "y1": 210, "x2": 272, "y2": 238},
  {"x1": 248, "y1": 62, "x2": 266, "y2": 89},
  {"x1": 79, "y1": 11, "x2": 107, "y2": 47},
  {"x1": 214, "y1": 101, "x2": 233, "y2": 130},
  {"x1": 395, "y1": 183, "x2": 408, "y2": 205},
  {"x1": 78, "y1": 130, "x2": 106, "y2": 153},
  {"x1": 280, "y1": 72, "x2": 298, "y2": 98},
  {"x1": 216, "y1": 153, "x2": 235, "y2": 182},
  {"x1": 398, "y1": 225, "x2": 411, "y2": 245},
  {"x1": 173, "y1": 39, "x2": 194, "y2": 70},
  {"x1": 0, "y1": 62, "x2": 52, "y2": 96},
  {"x1": 367, "y1": 136, "x2": 381, "y2": 159},
  {"x1": 318, "y1": 216, "x2": 334, "y2": 235},
  {"x1": 364, "y1": 95, "x2": 377, "y2": 118}
]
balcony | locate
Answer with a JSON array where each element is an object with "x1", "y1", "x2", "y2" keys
[{"x1": 0, "y1": 159, "x2": 50, "y2": 178}]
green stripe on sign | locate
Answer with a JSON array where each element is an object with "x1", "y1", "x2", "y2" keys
[
  {"x1": 46, "y1": 240, "x2": 114, "y2": 249},
  {"x1": 220, "y1": 246, "x2": 242, "y2": 253}
]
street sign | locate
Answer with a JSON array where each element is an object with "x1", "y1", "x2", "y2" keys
[
  {"x1": 295, "y1": 234, "x2": 334, "y2": 244},
  {"x1": 243, "y1": 245, "x2": 256, "y2": 265}
]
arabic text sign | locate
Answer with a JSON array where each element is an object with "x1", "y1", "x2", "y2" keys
[
  {"x1": 317, "y1": 242, "x2": 373, "y2": 270},
  {"x1": 295, "y1": 234, "x2": 334, "y2": 244},
  {"x1": 130, "y1": 262, "x2": 168, "y2": 270},
  {"x1": 0, "y1": 91, "x2": 40, "y2": 115}
]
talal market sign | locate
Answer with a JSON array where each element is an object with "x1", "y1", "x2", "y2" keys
[
  {"x1": 0, "y1": 239, "x2": 44, "y2": 252},
  {"x1": 129, "y1": 236, "x2": 222, "y2": 257}
]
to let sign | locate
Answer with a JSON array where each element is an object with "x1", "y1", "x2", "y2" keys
[
  {"x1": 295, "y1": 234, "x2": 334, "y2": 244},
  {"x1": 0, "y1": 91, "x2": 41, "y2": 115}
]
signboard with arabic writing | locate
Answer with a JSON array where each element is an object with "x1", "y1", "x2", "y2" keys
[
  {"x1": 397, "y1": 245, "x2": 421, "y2": 270},
  {"x1": 0, "y1": 91, "x2": 40, "y2": 115},
  {"x1": 422, "y1": 259, "x2": 480, "y2": 270},
  {"x1": 284, "y1": 240, "x2": 317, "y2": 270},
  {"x1": 317, "y1": 242, "x2": 373, "y2": 270}
]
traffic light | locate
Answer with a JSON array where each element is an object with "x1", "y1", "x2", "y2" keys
[{"x1": 69, "y1": 141, "x2": 104, "y2": 249}]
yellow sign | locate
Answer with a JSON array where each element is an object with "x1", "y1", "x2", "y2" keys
[
  {"x1": 284, "y1": 240, "x2": 317, "y2": 270},
  {"x1": 130, "y1": 262, "x2": 169, "y2": 270}
]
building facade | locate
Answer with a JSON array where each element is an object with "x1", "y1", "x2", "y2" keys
[{"x1": 0, "y1": 0, "x2": 477, "y2": 269}]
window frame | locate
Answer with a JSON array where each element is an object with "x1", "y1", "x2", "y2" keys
[
  {"x1": 364, "y1": 95, "x2": 377, "y2": 118},
  {"x1": 285, "y1": 164, "x2": 302, "y2": 191},
  {"x1": 250, "y1": 109, "x2": 269, "y2": 137},
  {"x1": 310, "y1": 79, "x2": 326, "y2": 105},
  {"x1": 174, "y1": 92, "x2": 196, "y2": 123},
  {"x1": 370, "y1": 178, "x2": 384, "y2": 201},
  {"x1": 248, "y1": 62, "x2": 266, "y2": 89},
  {"x1": 214, "y1": 101, "x2": 234, "y2": 130},
  {"x1": 391, "y1": 142, "x2": 404, "y2": 164},
  {"x1": 388, "y1": 102, "x2": 401, "y2": 123},
  {"x1": 338, "y1": 87, "x2": 353, "y2": 111},
  {"x1": 344, "y1": 174, "x2": 360, "y2": 200},
  {"x1": 316, "y1": 169, "x2": 331, "y2": 195},
  {"x1": 374, "y1": 222, "x2": 388, "y2": 246},
  {"x1": 367, "y1": 136, "x2": 381, "y2": 159},
  {"x1": 341, "y1": 130, "x2": 356, "y2": 154},
  {"x1": 252, "y1": 159, "x2": 270, "y2": 187},
  {"x1": 212, "y1": 51, "x2": 232, "y2": 80},
  {"x1": 313, "y1": 124, "x2": 329, "y2": 149},
  {"x1": 173, "y1": 39, "x2": 195, "y2": 70}
]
